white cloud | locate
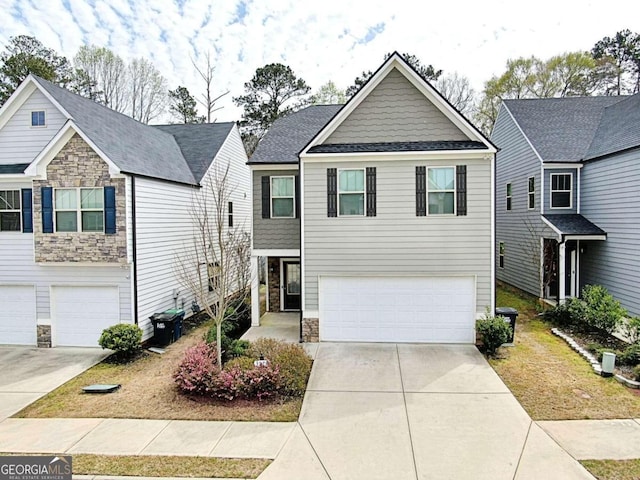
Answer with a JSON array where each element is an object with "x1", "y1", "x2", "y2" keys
[{"x1": 0, "y1": 0, "x2": 637, "y2": 122}]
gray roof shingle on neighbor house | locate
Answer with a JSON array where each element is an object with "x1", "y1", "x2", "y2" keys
[
  {"x1": 153, "y1": 123, "x2": 235, "y2": 182},
  {"x1": 307, "y1": 140, "x2": 488, "y2": 154},
  {"x1": 32, "y1": 76, "x2": 202, "y2": 185},
  {"x1": 0, "y1": 163, "x2": 30, "y2": 174},
  {"x1": 543, "y1": 214, "x2": 606, "y2": 237},
  {"x1": 504, "y1": 96, "x2": 625, "y2": 162},
  {"x1": 249, "y1": 105, "x2": 343, "y2": 164},
  {"x1": 585, "y1": 93, "x2": 640, "y2": 160}
]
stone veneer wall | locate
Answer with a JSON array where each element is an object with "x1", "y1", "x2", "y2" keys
[
  {"x1": 37, "y1": 325, "x2": 52, "y2": 348},
  {"x1": 302, "y1": 318, "x2": 319, "y2": 342},
  {"x1": 33, "y1": 134, "x2": 126, "y2": 263},
  {"x1": 268, "y1": 257, "x2": 280, "y2": 312}
]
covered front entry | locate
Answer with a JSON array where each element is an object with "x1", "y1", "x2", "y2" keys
[
  {"x1": 282, "y1": 260, "x2": 301, "y2": 310},
  {"x1": 52, "y1": 286, "x2": 120, "y2": 347},
  {"x1": 319, "y1": 276, "x2": 476, "y2": 343}
]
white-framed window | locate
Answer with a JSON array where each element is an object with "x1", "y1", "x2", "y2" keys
[
  {"x1": 506, "y1": 183, "x2": 512, "y2": 211},
  {"x1": 528, "y1": 177, "x2": 535, "y2": 210},
  {"x1": 31, "y1": 110, "x2": 46, "y2": 127},
  {"x1": 271, "y1": 176, "x2": 295, "y2": 218},
  {"x1": 54, "y1": 188, "x2": 104, "y2": 232},
  {"x1": 0, "y1": 190, "x2": 21, "y2": 232},
  {"x1": 550, "y1": 173, "x2": 572, "y2": 209},
  {"x1": 338, "y1": 168, "x2": 365, "y2": 216},
  {"x1": 428, "y1": 167, "x2": 455, "y2": 215},
  {"x1": 499, "y1": 242, "x2": 505, "y2": 268}
]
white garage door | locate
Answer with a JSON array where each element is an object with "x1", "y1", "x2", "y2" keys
[
  {"x1": 52, "y1": 286, "x2": 120, "y2": 347},
  {"x1": 319, "y1": 276, "x2": 476, "y2": 343},
  {"x1": 0, "y1": 285, "x2": 36, "y2": 345}
]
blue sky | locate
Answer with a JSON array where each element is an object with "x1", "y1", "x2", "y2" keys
[{"x1": 0, "y1": 0, "x2": 637, "y2": 121}]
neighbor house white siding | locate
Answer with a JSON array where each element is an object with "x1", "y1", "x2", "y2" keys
[
  {"x1": 0, "y1": 89, "x2": 66, "y2": 165},
  {"x1": 302, "y1": 156, "x2": 493, "y2": 316}
]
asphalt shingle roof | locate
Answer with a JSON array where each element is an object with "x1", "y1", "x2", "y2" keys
[
  {"x1": 153, "y1": 123, "x2": 235, "y2": 182},
  {"x1": 32, "y1": 76, "x2": 230, "y2": 185},
  {"x1": 248, "y1": 105, "x2": 343, "y2": 164},
  {"x1": 308, "y1": 140, "x2": 487, "y2": 154},
  {"x1": 543, "y1": 214, "x2": 606, "y2": 237},
  {"x1": 503, "y1": 96, "x2": 625, "y2": 162},
  {"x1": 585, "y1": 93, "x2": 640, "y2": 160},
  {"x1": 0, "y1": 163, "x2": 30, "y2": 174}
]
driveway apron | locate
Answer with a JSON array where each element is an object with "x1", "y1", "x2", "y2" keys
[{"x1": 260, "y1": 343, "x2": 595, "y2": 480}]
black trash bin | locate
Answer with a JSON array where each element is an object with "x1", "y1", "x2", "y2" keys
[
  {"x1": 164, "y1": 308, "x2": 185, "y2": 341},
  {"x1": 495, "y1": 307, "x2": 518, "y2": 344},
  {"x1": 149, "y1": 312, "x2": 178, "y2": 346}
]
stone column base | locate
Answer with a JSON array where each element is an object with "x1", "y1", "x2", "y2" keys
[
  {"x1": 37, "y1": 325, "x2": 52, "y2": 348},
  {"x1": 302, "y1": 318, "x2": 319, "y2": 342}
]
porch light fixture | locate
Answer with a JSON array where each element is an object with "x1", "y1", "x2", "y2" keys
[{"x1": 601, "y1": 352, "x2": 616, "y2": 377}]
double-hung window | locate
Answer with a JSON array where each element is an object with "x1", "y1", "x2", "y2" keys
[
  {"x1": 0, "y1": 190, "x2": 21, "y2": 231},
  {"x1": 338, "y1": 169, "x2": 365, "y2": 216},
  {"x1": 428, "y1": 167, "x2": 455, "y2": 215},
  {"x1": 506, "y1": 183, "x2": 512, "y2": 211},
  {"x1": 55, "y1": 188, "x2": 104, "y2": 232},
  {"x1": 528, "y1": 177, "x2": 535, "y2": 209},
  {"x1": 271, "y1": 176, "x2": 295, "y2": 218},
  {"x1": 550, "y1": 173, "x2": 572, "y2": 209}
]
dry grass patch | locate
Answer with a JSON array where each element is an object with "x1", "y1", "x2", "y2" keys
[
  {"x1": 581, "y1": 459, "x2": 640, "y2": 480},
  {"x1": 490, "y1": 283, "x2": 640, "y2": 420},
  {"x1": 16, "y1": 323, "x2": 302, "y2": 422}
]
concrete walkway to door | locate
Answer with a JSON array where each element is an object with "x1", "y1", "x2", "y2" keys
[{"x1": 258, "y1": 343, "x2": 595, "y2": 480}]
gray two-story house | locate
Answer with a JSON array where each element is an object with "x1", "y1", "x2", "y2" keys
[
  {"x1": 249, "y1": 53, "x2": 497, "y2": 343},
  {"x1": 493, "y1": 94, "x2": 640, "y2": 315}
]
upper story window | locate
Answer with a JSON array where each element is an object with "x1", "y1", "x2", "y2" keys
[
  {"x1": 339, "y1": 169, "x2": 365, "y2": 216},
  {"x1": 271, "y1": 176, "x2": 295, "y2": 218},
  {"x1": 0, "y1": 190, "x2": 21, "y2": 231},
  {"x1": 55, "y1": 188, "x2": 104, "y2": 232},
  {"x1": 31, "y1": 110, "x2": 46, "y2": 127},
  {"x1": 550, "y1": 173, "x2": 572, "y2": 209},
  {"x1": 506, "y1": 183, "x2": 512, "y2": 211},
  {"x1": 428, "y1": 167, "x2": 455, "y2": 215},
  {"x1": 528, "y1": 177, "x2": 535, "y2": 210},
  {"x1": 228, "y1": 201, "x2": 233, "y2": 227}
]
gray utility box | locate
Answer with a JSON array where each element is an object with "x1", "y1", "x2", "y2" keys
[{"x1": 495, "y1": 307, "x2": 518, "y2": 344}]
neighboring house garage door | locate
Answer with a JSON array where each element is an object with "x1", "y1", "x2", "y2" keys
[
  {"x1": 52, "y1": 286, "x2": 120, "y2": 347},
  {"x1": 0, "y1": 285, "x2": 36, "y2": 345},
  {"x1": 319, "y1": 276, "x2": 476, "y2": 343}
]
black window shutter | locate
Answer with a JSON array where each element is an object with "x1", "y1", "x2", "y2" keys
[
  {"x1": 41, "y1": 186, "x2": 53, "y2": 233},
  {"x1": 416, "y1": 166, "x2": 426, "y2": 216},
  {"x1": 261, "y1": 176, "x2": 270, "y2": 218},
  {"x1": 104, "y1": 186, "x2": 116, "y2": 234},
  {"x1": 21, "y1": 188, "x2": 33, "y2": 233},
  {"x1": 327, "y1": 168, "x2": 337, "y2": 217},
  {"x1": 295, "y1": 175, "x2": 300, "y2": 219},
  {"x1": 228, "y1": 201, "x2": 233, "y2": 227},
  {"x1": 366, "y1": 167, "x2": 376, "y2": 217},
  {"x1": 456, "y1": 165, "x2": 467, "y2": 216}
]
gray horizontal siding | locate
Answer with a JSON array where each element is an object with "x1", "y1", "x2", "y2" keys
[
  {"x1": 325, "y1": 68, "x2": 469, "y2": 144},
  {"x1": 580, "y1": 148, "x2": 640, "y2": 316},
  {"x1": 252, "y1": 170, "x2": 300, "y2": 250},
  {"x1": 0, "y1": 89, "x2": 67, "y2": 165},
  {"x1": 493, "y1": 105, "x2": 546, "y2": 297},
  {"x1": 543, "y1": 167, "x2": 578, "y2": 214},
  {"x1": 303, "y1": 156, "x2": 492, "y2": 315}
]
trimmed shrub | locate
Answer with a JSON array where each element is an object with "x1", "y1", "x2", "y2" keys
[
  {"x1": 622, "y1": 316, "x2": 640, "y2": 345},
  {"x1": 174, "y1": 342, "x2": 219, "y2": 395},
  {"x1": 476, "y1": 313, "x2": 512, "y2": 357},
  {"x1": 247, "y1": 338, "x2": 313, "y2": 396},
  {"x1": 633, "y1": 365, "x2": 640, "y2": 382},
  {"x1": 579, "y1": 285, "x2": 627, "y2": 334},
  {"x1": 618, "y1": 344, "x2": 640, "y2": 366},
  {"x1": 98, "y1": 323, "x2": 142, "y2": 360},
  {"x1": 543, "y1": 301, "x2": 576, "y2": 327}
]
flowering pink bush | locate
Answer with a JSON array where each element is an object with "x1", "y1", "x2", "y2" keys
[{"x1": 173, "y1": 342, "x2": 219, "y2": 395}]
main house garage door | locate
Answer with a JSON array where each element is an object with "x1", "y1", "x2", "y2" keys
[
  {"x1": 52, "y1": 286, "x2": 120, "y2": 347},
  {"x1": 319, "y1": 276, "x2": 476, "y2": 343},
  {"x1": 0, "y1": 285, "x2": 36, "y2": 345}
]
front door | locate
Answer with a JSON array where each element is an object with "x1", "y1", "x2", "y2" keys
[{"x1": 283, "y1": 261, "x2": 301, "y2": 310}]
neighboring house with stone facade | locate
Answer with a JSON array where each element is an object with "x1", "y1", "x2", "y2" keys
[
  {"x1": 0, "y1": 74, "x2": 250, "y2": 347},
  {"x1": 249, "y1": 53, "x2": 496, "y2": 343}
]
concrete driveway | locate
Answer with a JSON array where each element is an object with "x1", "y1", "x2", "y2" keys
[
  {"x1": 0, "y1": 346, "x2": 109, "y2": 420},
  {"x1": 260, "y1": 343, "x2": 595, "y2": 480}
]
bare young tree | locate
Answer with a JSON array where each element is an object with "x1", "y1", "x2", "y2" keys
[
  {"x1": 522, "y1": 215, "x2": 557, "y2": 298},
  {"x1": 435, "y1": 72, "x2": 475, "y2": 116},
  {"x1": 129, "y1": 58, "x2": 167, "y2": 124},
  {"x1": 174, "y1": 163, "x2": 250, "y2": 366},
  {"x1": 192, "y1": 50, "x2": 229, "y2": 123}
]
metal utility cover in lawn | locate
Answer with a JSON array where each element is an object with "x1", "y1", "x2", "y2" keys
[{"x1": 82, "y1": 384, "x2": 121, "y2": 393}]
